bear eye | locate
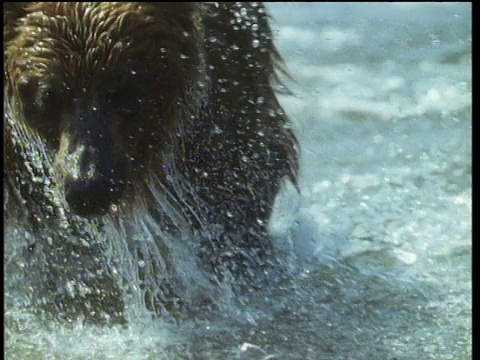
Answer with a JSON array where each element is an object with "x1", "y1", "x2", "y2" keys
[
  {"x1": 17, "y1": 77, "x2": 64, "y2": 143},
  {"x1": 37, "y1": 86, "x2": 60, "y2": 114},
  {"x1": 17, "y1": 77, "x2": 38, "y2": 113}
]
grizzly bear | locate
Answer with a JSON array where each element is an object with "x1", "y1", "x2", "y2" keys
[{"x1": 4, "y1": 2, "x2": 298, "y2": 323}]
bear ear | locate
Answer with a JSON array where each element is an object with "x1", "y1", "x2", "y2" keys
[{"x1": 4, "y1": 2, "x2": 30, "y2": 47}]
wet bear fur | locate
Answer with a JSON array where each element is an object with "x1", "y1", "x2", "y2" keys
[{"x1": 4, "y1": 2, "x2": 299, "y2": 321}]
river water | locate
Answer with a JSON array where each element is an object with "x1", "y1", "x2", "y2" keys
[{"x1": 5, "y1": 3, "x2": 471, "y2": 359}]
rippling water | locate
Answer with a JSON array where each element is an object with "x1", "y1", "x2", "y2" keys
[{"x1": 5, "y1": 3, "x2": 471, "y2": 359}]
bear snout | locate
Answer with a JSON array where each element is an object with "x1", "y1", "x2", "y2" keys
[{"x1": 64, "y1": 144, "x2": 127, "y2": 216}]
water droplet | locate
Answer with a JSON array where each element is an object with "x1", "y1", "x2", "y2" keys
[{"x1": 211, "y1": 124, "x2": 223, "y2": 134}]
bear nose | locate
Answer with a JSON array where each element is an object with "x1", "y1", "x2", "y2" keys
[
  {"x1": 64, "y1": 144, "x2": 126, "y2": 216},
  {"x1": 65, "y1": 175, "x2": 118, "y2": 216}
]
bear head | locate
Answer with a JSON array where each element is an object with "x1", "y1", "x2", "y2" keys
[{"x1": 4, "y1": 2, "x2": 206, "y2": 216}]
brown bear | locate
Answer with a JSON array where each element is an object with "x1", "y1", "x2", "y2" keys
[{"x1": 4, "y1": 2, "x2": 298, "y2": 323}]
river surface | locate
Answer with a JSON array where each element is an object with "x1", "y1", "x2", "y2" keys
[{"x1": 5, "y1": 3, "x2": 471, "y2": 359}]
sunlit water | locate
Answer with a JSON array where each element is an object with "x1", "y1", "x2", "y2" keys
[{"x1": 5, "y1": 3, "x2": 471, "y2": 359}]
